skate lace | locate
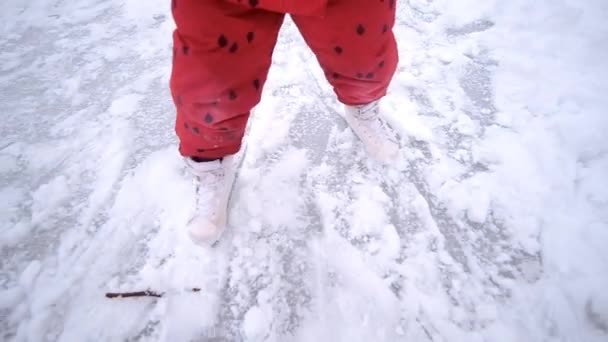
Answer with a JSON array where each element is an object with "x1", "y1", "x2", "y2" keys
[
  {"x1": 353, "y1": 100, "x2": 381, "y2": 120},
  {"x1": 352, "y1": 101, "x2": 388, "y2": 144},
  {"x1": 193, "y1": 168, "x2": 224, "y2": 217}
]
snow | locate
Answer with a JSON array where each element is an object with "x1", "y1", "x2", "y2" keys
[
  {"x1": 1, "y1": 0, "x2": 607, "y2": 341},
  {"x1": 17, "y1": 261, "x2": 41, "y2": 291},
  {"x1": 242, "y1": 305, "x2": 272, "y2": 341}
]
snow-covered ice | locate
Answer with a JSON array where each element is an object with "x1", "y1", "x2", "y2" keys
[{"x1": 1, "y1": 0, "x2": 607, "y2": 341}]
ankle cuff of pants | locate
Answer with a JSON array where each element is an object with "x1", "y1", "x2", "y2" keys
[
  {"x1": 179, "y1": 142, "x2": 242, "y2": 161},
  {"x1": 191, "y1": 157, "x2": 222, "y2": 163}
]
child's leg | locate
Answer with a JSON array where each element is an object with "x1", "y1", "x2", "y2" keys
[
  {"x1": 170, "y1": 0, "x2": 284, "y2": 160},
  {"x1": 291, "y1": 0, "x2": 398, "y2": 106}
]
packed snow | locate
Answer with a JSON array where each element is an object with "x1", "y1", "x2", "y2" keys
[{"x1": 1, "y1": 0, "x2": 607, "y2": 341}]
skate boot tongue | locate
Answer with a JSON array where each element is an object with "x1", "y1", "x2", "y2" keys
[
  {"x1": 185, "y1": 155, "x2": 238, "y2": 247},
  {"x1": 344, "y1": 101, "x2": 399, "y2": 163}
]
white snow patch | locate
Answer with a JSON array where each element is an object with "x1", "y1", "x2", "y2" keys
[
  {"x1": 0, "y1": 286, "x2": 23, "y2": 311},
  {"x1": 242, "y1": 305, "x2": 272, "y2": 341},
  {"x1": 384, "y1": 98, "x2": 435, "y2": 142},
  {"x1": 18, "y1": 260, "x2": 42, "y2": 291},
  {"x1": 240, "y1": 147, "x2": 310, "y2": 229},
  {"x1": 0, "y1": 220, "x2": 32, "y2": 249},
  {"x1": 30, "y1": 175, "x2": 70, "y2": 228},
  {"x1": 349, "y1": 182, "x2": 391, "y2": 238},
  {"x1": 0, "y1": 153, "x2": 19, "y2": 173},
  {"x1": 107, "y1": 93, "x2": 143, "y2": 118}
]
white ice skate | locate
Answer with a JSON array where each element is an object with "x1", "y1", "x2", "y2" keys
[
  {"x1": 344, "y1": 100, "x2": 399, "y2": 162},
  {"x1": 184, "y1": 153, "x2": 241, "y2": 246}
]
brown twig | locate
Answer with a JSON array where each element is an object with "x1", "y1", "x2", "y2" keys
[{"x1": 105, "y1": 288, "x2": 201, "y2": 299}]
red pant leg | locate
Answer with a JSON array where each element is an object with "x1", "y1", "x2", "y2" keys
[
  {"x1": 170, "y1": 0, "x2": 284, "y2": 159},
  {"x1": 223, "y1": 0, "x2": 328, "y2": 16},
  {"x1": 292, "y1": 0, "x2": 398, "y2": 106}
]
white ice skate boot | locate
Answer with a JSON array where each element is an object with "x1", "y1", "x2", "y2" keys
[
  {"x1": 344, "y1": 100, "x2": 399, "y2": 162},
  {"x1": 184, "y1": 154, "x2": 240, "y2": 246}
]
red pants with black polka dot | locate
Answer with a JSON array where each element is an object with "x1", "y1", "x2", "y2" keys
[{"x1": 170, "y1": 0, "x2": 398, "y2": 160}]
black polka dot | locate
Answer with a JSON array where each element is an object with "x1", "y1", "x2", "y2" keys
[
  {"x1": 218, "y1": 35, "x2": 228, "y2": 48},
  {"x1": 389, "y1": 0, "x2": 395, "y2": 9},
  {"x1": 228, "y1": 89, "x2": 237, "y2": 100},
  {"x1": 365, "y1": 72, "x2": 374, "y2": 79},
  {"x1": 382, "y1": 24, "x2": 389, "y2": 34},
  {"x1": 204, "y1": 113, "x2": 214, "y2": 123},
  {"x1": 196, "y1": 148, "x2": 205, "y2": 153},
  {"x1": 332, "y1": 72, "x2": 339, "y2": 79},
  {"x1": 334, "y1": 46, "x2": 343, "y2": 54},
  {"x1": 356, "y1": 24, "x2": 366, "y2": 35},
  {"x1": 378, "y1": 60, "x2": 385, "y2": 68},
  {"x1": 253, "y1": 79, "x2": 260, "y2": 90},
  {"x1": 249, "y1": 0, "x2": 259, "y2": 7},
  {"x1": 356, "y1": 72, "x2": 364, "y2": 79},
  {"x1": 246, "y1": 31, "x2": 255, "y2": 43},
  {"x1": 182, "y1": 46, "x2": 189, "y2": 55},
  {"x1": 229, "y1": 42, "x2": 238, "y2": 53},
  {"x1": 192, "y1": 126, "x2": 200, "y2": 134},
  {"x1": 184, "y1": 122, "x2": 189, "y2": 129}
]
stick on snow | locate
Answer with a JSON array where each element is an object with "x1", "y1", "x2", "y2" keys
[{"x1": 105, "y1": 288, "x2": 201, "y2": 299}]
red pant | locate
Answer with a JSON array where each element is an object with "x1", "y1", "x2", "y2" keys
[{"x1": 170, "y1": 0, "x2": 398, "y2": 159}]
